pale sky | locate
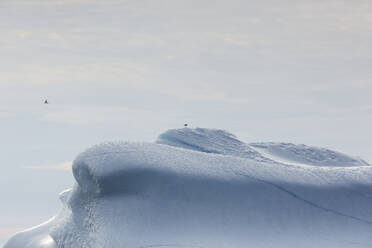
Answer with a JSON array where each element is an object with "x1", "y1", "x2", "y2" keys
[{"x1": 1, "y1": 0, "x2": 372, "y2": 245}]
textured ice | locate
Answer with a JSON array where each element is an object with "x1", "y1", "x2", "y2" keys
[
  {"x1": 250, "y1": 142, "x2": 369, "y2": 167},
  {"x1": 157, "y1": 128, "x2": 271, "y2": 162},
  {"x1": 4, "y1": 128, "x2": 372, "y2": 248}
]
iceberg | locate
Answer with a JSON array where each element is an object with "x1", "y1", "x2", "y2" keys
[{"x1": 4, "y1": 128, "x2": 372, "y2": 248}]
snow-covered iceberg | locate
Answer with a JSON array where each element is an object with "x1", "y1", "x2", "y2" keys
[{"x1": 4, "y1": 128, "x2": 372, "y2": 248}]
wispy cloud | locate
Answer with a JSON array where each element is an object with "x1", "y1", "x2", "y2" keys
[
  {"x1": 0, "y1": 227, "x2": 23, "y2": 234},
  {"x1": 9, "y1": 0, "x2": 116, "y2": 6},
  {"x1": 40, "y1": 106, "x2": 162, "y2": 125},
  {"x1": 23, "y1": 161, "x2": 72, "y2": 171},
  {"x1": 0, "y1": 112, "x2": 12, "y2": 118}
]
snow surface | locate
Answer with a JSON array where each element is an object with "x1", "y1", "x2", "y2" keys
[
  {"x1": 4, "y1": 128, "x2": 372, "y2": 248},
  {"x1": 250, "y1": 142, "x2": 369, "y2": 167}
]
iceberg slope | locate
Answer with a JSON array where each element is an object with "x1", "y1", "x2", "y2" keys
[
  {"x1": 250, "y1": 142, "x2": 369, "y2": 167},
  {"x1": 4, "y1": 128, "x2": 372, "y2": 248},
  {"x1": 156, "y1": 128, "x2": 269, "y2": 161}
]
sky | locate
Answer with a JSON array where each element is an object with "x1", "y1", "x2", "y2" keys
[{"x1": 1, "y1": 0, "x2": 372, "y2": 245}]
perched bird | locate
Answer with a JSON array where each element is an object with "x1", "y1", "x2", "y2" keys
[{"x1": 184, "y1": 123, "x2": 188, "y2": 127}]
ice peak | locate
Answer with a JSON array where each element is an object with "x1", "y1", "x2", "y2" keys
[
  {"x1": 157, "y1": 128, "x2": 240, "y2": 152},
  {"x1": 156, "y1": 128, "x2": 268, "y2": 161}
]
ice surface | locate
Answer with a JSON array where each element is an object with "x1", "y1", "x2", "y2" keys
[
  {"x1": 250, "y1": 142, "x2": 369, "y2": 167},
  {"x1": 156, "y1": 128, "x2": 270, "y2": 162},
  {"x1": 4, "y1": 128, "x2": 372, "y2": 248},
  {"x1": 4, "y1": 218, "x2": 56, "y2": 248}
]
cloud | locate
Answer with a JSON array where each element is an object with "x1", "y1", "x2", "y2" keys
[
  {"x1": 0, "y1": 227, "x2": 23, "y2": 234},
  {"x1": 0, "y1": 112, "x2": 12, "y2": 118},
  {"x1": 40, "y1": 106, "x2": 162, "y2": 125},
  {"x1": 9, "y1": 0, "x2": 115, "y2": 6},
  {"x1": 23, "y1": 161, "x2": 72, "y2": 171}
]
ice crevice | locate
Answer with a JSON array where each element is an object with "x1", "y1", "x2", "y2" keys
[{"x1": 236, "y1": 171, "x2": 372, "y2": 227}]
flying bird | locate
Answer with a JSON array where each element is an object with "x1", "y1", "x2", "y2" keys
[{"x1": 44, "y1": 99, "x2": 49, "y2": 104}]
